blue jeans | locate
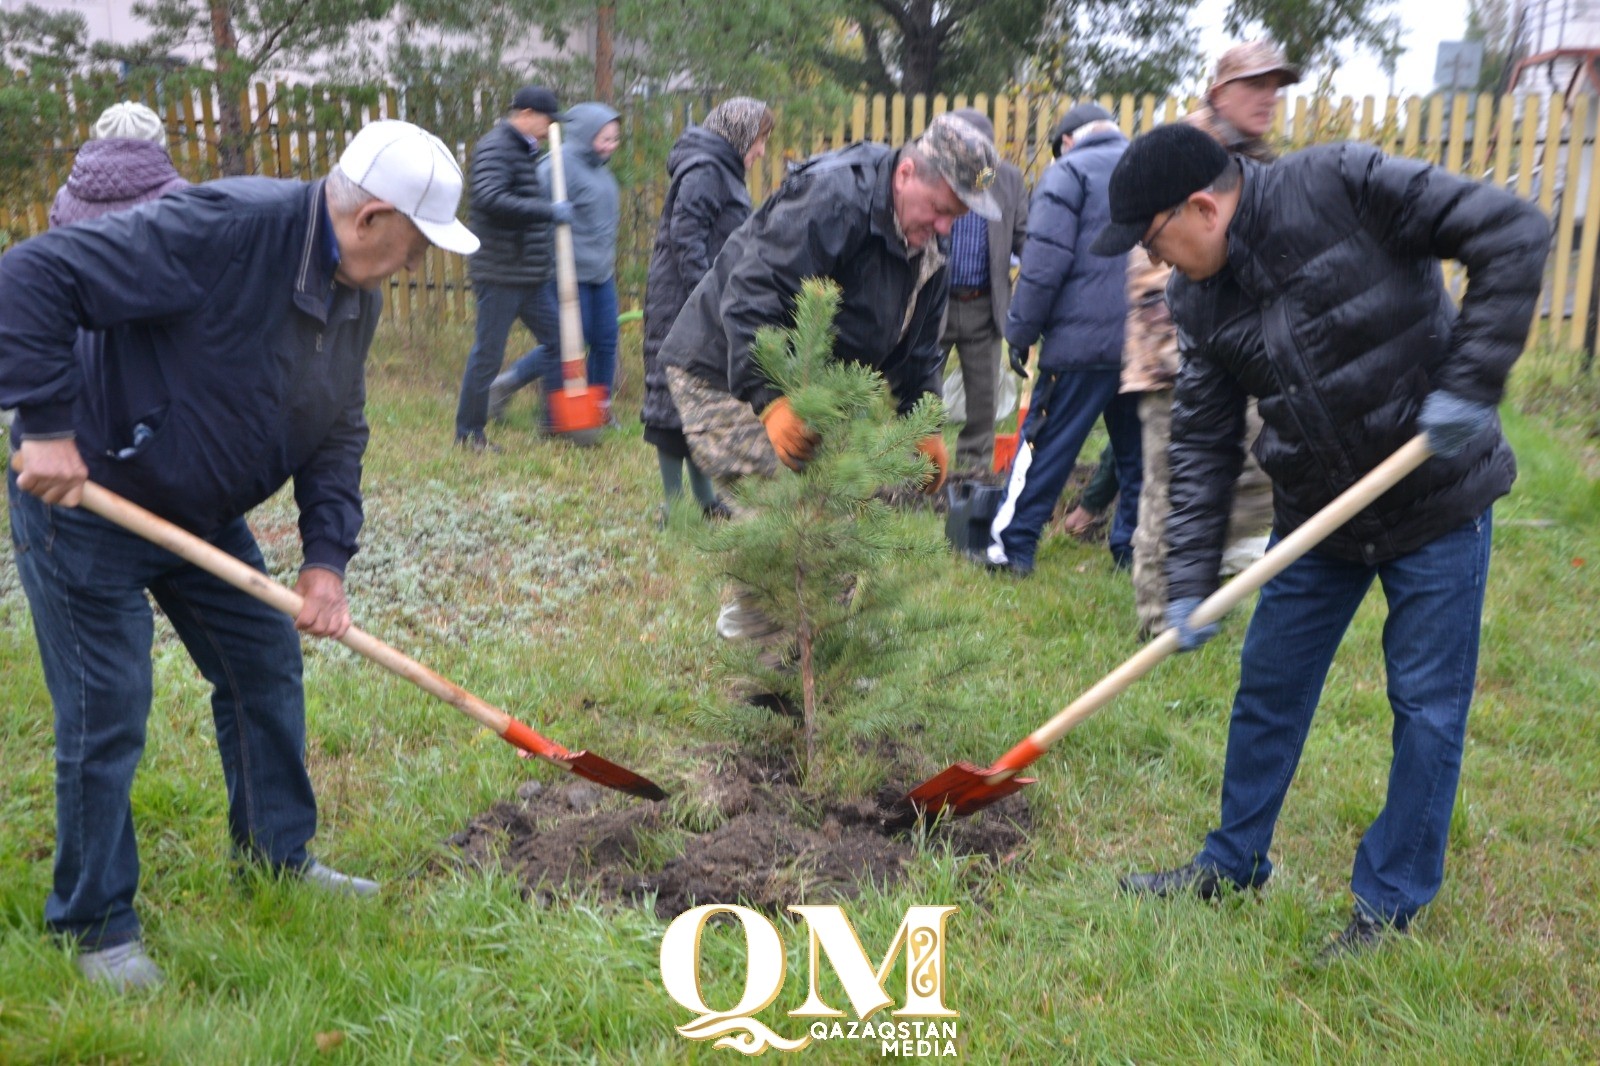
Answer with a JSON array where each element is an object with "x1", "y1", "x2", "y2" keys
[
  {"x1": 514, "y1": 278, "x2": 620, "y2": 400},
  {"x1": 989, "y1": 368, "x2": 1142, "y2": 569},
  {"x1": 9, "y1": 475, "x2": 316, "y2": 950},
  {"x1": 455, "y1": 280, "x2": 560, "y2": 436},
  {"x1": 1196, "y1": 509, "x2": 1494, "y2": 926}
]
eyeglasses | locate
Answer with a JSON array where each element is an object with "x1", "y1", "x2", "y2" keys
[{"x1": 1139, "y1": 204, "x2": 1185, "y2": 255}]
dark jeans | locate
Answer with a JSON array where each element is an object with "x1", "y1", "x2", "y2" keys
[
  {"x1": 989, "y1": 368, "x2": 1142, "y2": 568},
  {"x1": 9, "y1": 475, "x2": 316, "y2": 950},
  {"x1": 514, "y1": 278, "x2": 620, "y2": 399},
  {"x1": 1196, "y1": 509, "x2": 1494, "y2": 926},
  {"x1": 455, "y1": 280, "x2": 560, "y2": 436}
]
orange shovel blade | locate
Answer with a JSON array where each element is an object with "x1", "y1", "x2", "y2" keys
[
  {"x1": 502, "y1": 720, "x2": 667, "y2": 801},
  {"x1": 905, "y1": 761, "x2": 1036, "y2": 819},
  {"x1": 547, "y1": 384, "x2": 606, "y2": 434}
]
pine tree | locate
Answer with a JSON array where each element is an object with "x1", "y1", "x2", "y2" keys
[{"x1": 701, "y1": 277, "x2": 944, "y2": 772}]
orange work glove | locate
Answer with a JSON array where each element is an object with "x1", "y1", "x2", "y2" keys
[
  {"x1": 759, "y1": 396, "x2": 820, "y2": 470},
  {"x1": 915, "y1": 434, "x2": 949, "y2": 493}
]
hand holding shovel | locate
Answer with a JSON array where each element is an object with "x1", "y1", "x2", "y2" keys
[
  {"x1": 906, "y1": 435, "x2": 1434, "y2": 818},
  {"x1": 12, "y1": 457, "x2": 666, "y2": 802}
]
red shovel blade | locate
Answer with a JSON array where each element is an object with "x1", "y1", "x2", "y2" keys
[
  {"x1": 502, "y1": 720, "x2": 667, "y2": 801},
  {"x1": 564, "y1": 750, "x2": 669, "y2": 801},
  {"x1": 905, "y1": 761, "x2": 1036, "y2": 819},
  {"x1": 547, "y1": 383, "x2": 606, "y2": 437}
]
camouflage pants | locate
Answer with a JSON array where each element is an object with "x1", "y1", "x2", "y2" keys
[
  {"x1": 1132, "y1": 390, "x2": 1275, "y2": 637},
  {"x1": 665, "y1": 364, "x2": 780, "y2": 491},
  {"x1": 665, "y1": 364, "x2": 788, "y2": 654}
]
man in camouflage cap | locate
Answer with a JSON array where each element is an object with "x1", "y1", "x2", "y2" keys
[{"x1": 658, "y1": 111, "x2": 993, "y2": 655}]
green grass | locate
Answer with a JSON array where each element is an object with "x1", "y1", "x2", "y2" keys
[{"x1": 2, "y1": 322, "x2": 1597, "y2": 1063}]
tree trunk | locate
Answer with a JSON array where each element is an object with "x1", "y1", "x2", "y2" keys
[
  {"x1": 594, "y1": 4, "x2": 615, "y2": 105},
  {"x1": 796, "y1": 567, "x2": 817, "y2": 776},
  {"x1": 209, "y1": 0, "x2": 248, "y2": 176}
]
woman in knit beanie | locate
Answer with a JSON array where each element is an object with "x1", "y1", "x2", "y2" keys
[
  {"x1": 639, "y1": 97, "x2": 774, "y2": 520},
  {"x1": 50, "y1": 102, "x2": 188, "y2": 228}
]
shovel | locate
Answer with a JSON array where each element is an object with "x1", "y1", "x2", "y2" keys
[
  {"x1": 906, "y1": 434, "x2": 1434, "y2": 819},
  {"x1": 35, "y1": 470, "x2": 666, "y2": 801},
  {"x1": 543, "y1": 121, "x2": 607, "y2": 447}
]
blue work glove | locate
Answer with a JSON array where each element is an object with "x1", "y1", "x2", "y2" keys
[
  {"x1": 549, "y1": 201, "x2": 575, "y2": 226},
  {"x1": 1166, "y1": 596, "x2": 1219, "y2": 653},
  {"x1": 1418, "y1": 390, "x2": 1495, "y2": 459},
  {"x1": 1008, "y1": 345, "x2": 1031, "y2": 379}
]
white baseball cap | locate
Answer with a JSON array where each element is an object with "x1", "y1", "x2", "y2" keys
[{"x1": 337, "y1": 120, "x2": 480, "y2": 255}]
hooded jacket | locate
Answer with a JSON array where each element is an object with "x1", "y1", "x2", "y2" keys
[
  {"x1": 466, "y1": 119, "x2": 559, "y2": 286},
  {"x1": 641, "y1": 124, "x2": 751, "y2": 434},
  {"x1": 659, "y1": 141, "x2": 947, "y2": 417},
  {"x1": 49, "y1": 138, "x2": 188, "y2": 228},
  {"x1": 1164, "y1": 145, "x2": 1549, "y2": 599},
  {"x1": 1003, "y1": 126, "x2": 1129, "y2": 372},
  {"x1": 541, "y1": 102, "x2": 621, "y2": 285}
]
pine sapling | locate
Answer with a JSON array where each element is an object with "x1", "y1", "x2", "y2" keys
[{"x1": 702, "y1": 278, "x2": 944, "y2": 772}]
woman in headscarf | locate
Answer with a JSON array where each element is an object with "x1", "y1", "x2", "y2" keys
[
  {"x1": 640, "y1": 97, "x2": 774, "y2": 520},
  {"x1": 50, "y1": 102, "x2": 188, "y2": 228}
]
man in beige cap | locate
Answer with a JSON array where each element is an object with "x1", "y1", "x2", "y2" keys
[
  {"x1": 0, "y1": 119, "x2": 476, "y2": 992},
  {"x1": 1188, "y1": 39, "x2": 1301, "y2": 161},
  {"x1": 1124, "y1": 40, "x2": 1297, "y2": 635}
]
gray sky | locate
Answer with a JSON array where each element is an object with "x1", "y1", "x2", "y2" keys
[{"x1": 1192, "y1": 0, "x2": 1474, "y2": 99}]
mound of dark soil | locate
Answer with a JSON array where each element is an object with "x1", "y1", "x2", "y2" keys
[{"x1": 448, "y1": 751, "x2": 1031, "y2": 917}]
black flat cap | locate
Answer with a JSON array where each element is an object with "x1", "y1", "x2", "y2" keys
[
  {"x1": 511, "y1": 86, "x2": 562, "y2": 118},
  {"x1": 1090, "y1": 123, "x2": 1230, "y2": 257}
]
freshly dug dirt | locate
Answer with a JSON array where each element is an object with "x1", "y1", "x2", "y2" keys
[{"x1": 448, "y1": 749, "x2": 1031, "y2": 917}]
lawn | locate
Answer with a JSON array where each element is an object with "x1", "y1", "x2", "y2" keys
[{"x1": 1, "y1": 321, "x2": 1596, "y2": 1064}]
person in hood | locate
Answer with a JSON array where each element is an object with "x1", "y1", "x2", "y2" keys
[
  {"x1": 49, "y1": 102, "x2": 188, "y2": 228},
  {"x1": 641, "y1": 97, "x2": 773, "y2": 519},
  {"x1": 492, "y1": 103, "x2": 625, "y2": 426}
]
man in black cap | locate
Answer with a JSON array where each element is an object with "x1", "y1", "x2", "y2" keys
[
  {"x1": 453, "y1": 86, "x2": 573, "y2": 451},
  {"x1": 1091, "y1": 123, "x2": 1548, "y2": 959},
  {"x1": 987, "y1": 102, "x2": 1140, "y2": 575}
]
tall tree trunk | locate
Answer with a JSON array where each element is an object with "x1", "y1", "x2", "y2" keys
[
  {"x1": 209, "y1": 0, "x2": 248, "y2": 176},
  {"x1": 594, "y1": 4, "x2": 615, "y2": 105},
  {"x1": 898, "y1": 26, "x2": 940, "y2": 95}
]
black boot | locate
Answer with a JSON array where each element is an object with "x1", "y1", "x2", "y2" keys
[
  {"x1": 1314, "y1": 910, "x2": 1403, "y2": 965},
  {"x1": 1119, "y1": 859, "x2": 1235, "y2": 900}
]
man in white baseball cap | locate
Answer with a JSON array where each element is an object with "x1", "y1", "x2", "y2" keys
[{"x1": 0, "y1": 118, "x2": 475, "y2": 992}]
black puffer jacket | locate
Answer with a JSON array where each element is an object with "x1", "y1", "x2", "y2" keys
[
  {"x1": 659, "y1": 142, "x2": 946, "y2": 416},
  {"x1": 1165, "y1": 144, "x2": 1548, "y2": 599},
  {"x1": 466, "y1": 120, "x2": 559, "y2": 286},
  {"x1": 641, "y1": 126, "x2": 751, "y2": 434}
]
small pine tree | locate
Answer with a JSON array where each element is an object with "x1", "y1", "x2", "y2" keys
[{"x1": 702, "y1": 277, "x2": 944, "y2": 772}]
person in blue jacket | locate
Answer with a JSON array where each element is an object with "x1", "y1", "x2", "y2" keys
[
  {"x1": 0, "y1": 120, "x2": 478, "y2": 992},
  {"x1": 987, "y1": 104, "x2": 1142, "y2": 575}
]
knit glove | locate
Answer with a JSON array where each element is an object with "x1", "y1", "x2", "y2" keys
[
  {"x1": 1166, "y1": 596, "x2": 1219, "y2": 653},
  {"x1": 915, "y1": 434, "x2": 949, "y2": 494},
  {"x1": 550, "y1": 201, "x2": 575, "y2": 226},
  {"x1": 759, "y1": 397, "x2": 819, "y2": 470},
  {"x1": 1418, "y1": 390, "x2": 1495, "y2": 459}
]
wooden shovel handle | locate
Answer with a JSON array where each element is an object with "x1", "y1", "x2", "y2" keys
[
  {"x1": 546, "y1": 122, "x2": 589, "y2": 393},
  {"x1": 1023, "y1": 434, "x2": 1434, "y2": 755},
  {"x1": 72, "y1": 480, "x2": 572, "y2": 764}
]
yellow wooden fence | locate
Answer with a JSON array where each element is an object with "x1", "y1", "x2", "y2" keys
[{"x1": 5, "y1": 85, "x2": 1596, "y2": 353}]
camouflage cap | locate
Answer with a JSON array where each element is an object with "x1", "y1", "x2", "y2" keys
[
  {"x1": 1210, "y1": 40, "x2": 1301, "y2": 94},
  {"x1": 916, "y1": 112, "x2": 1001, "y2": 221}
]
